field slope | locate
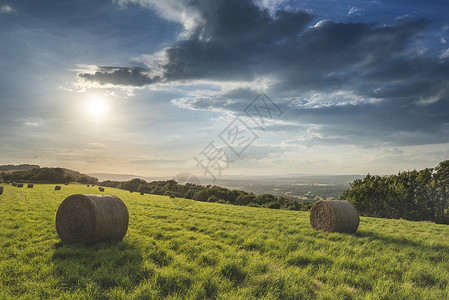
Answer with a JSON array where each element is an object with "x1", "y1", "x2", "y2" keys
[{"x1": 0, "y1": 184, "x2": 448, "y2": 299}]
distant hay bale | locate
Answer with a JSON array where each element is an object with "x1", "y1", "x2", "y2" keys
[
  {"x1": 55, "y1": 186, "x2": 61, "y2": 190},
  {"x1": 17, "y1": 183, "x2": 23, "y2": 188},
  {"x1": 12, "y1": 182, "x2": 17, "y2": 187},
  {"x1": 309, "y1": 200, "x2": 359, "y2": 233},
  {"x1": 140, "y1": 192, "x2": 144, "y2": 195},
  {"x1": 130, "y1": 190, "x2": 133, "y2": 193},
  {"x1": 87, "y1": 185, "x2": 90, "y2": 187},
  {"x1": 99, "y1": 187, "x2": 104, "y2": 192},
  {"x1": 0, "y1": 186, "x2": 3, "y2": 195},
  {"x1": 65, "y1": 183, "x2": 69, "y2": 185},
  {"x1": 55, "y1": 194, "x2": 129, "y2": 244},
  {"x1": 28, "y1": 183, "x2": 34, "y2": 188}
]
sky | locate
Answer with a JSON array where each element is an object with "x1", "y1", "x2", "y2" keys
[{"x1": 1, "y1": 0, "x2": 449, "y2": 180}]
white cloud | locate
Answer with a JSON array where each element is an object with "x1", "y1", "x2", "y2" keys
[
  {"x1": 116, "y1": 0, "x2": 200, "y2": 37},
  {"x1": 23, "y1": 118, "x2": 42, "y2": 127},
  {"x1": 311, "y1": 20, "x2": 328, "y2": 29},
  {"x1": 440, "y1": 48, "x2": 449, "y2": 59},
  {"x1": 0, "y1": 4, "x2": 15, "y2": 14},
  {"x1": 132, "y1": 49, "x2": 169, "y2": 77},
  {"x1": 348, "y1": 6, "x2": 363, "y2": 16},
  {"x1": 116, "y1": 0, "x2": 183, "y2": 21},
  {"x1": 255, "y1": 0, "x2": 288, "y2": 14}
]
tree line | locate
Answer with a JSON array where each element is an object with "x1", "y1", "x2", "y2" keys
[
  {"x1": 341, "y1": 160, "x2": 449, "y2": 224},
  {"x1": 1, "y1": 167, "x2": 98, "y2": 184},
  {"x1": 101, "y1": 178, "x2": 313, "y2": 211}
]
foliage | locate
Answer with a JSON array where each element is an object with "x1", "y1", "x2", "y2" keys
[
  {"x1": 341, "y1": 160, "x2": 449, "y2": 224},
  {"x1": 0, "y1": 164, "x2": 40, "y2": 171},
  {"x1": 2, "y1": 167, "x2": 98, "y2": 184},
  {"x1": 1, "y1": 185, "x2": 449, "y2": 299}
]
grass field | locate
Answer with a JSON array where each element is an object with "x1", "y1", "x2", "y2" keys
[{"x1": 0, "y1": 184, "x2": 448, "y2": 299}]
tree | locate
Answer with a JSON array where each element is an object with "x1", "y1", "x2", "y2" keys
[{"x1": 207, "y1": 195, "x2": 219, "y2": 202}]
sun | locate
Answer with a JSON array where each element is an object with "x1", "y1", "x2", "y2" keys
[{"x1": 88, "y1": 98, "x2": 107, "y2": 116}]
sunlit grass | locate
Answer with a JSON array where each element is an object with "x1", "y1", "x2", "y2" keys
[{"x1": 0, "y1": 184, "x2": 448, "y2": 299}]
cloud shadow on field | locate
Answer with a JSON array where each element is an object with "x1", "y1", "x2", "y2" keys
[{"x1": 52, "y1": 240, "x2": 151, "y2": 292}]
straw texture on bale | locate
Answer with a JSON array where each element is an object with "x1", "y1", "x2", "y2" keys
[
  {"x1": 56, "y1": 194, "x2": 129, "y2": 244},
  {"x1": 309, "y1": 200, "x2": 359, "y2": 233},
  {"x1": 17, "y1": 183, "x2": 23, "y2": 188},
  {"x1": 28, "y1": 183, "x2": 34, "y2": 188},
  {"x1": 55, "y1": 186, "x2": 61, "y2": 190},
  {"x1": 0, "y1": 186, "x2": 3, "y2": 195}
]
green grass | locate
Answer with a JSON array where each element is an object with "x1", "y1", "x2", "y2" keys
[{"x1": 0, "y1": 184, "x2": 448, "y2": 299}]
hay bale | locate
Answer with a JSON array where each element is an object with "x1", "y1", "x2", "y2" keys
[
  {"x1": 309, "y1": 200, "x2": 359, "y2": 233},
  {"x1": 0, "y1": 186, "x2": 3, "y2": 195},
  {"x1": 56, "y1": 194, "x2": 129, "y2": 244},
  {"x1": 87, "y1": 184, "x2": 90, "y2": 187},
  {"x1": 130, "y1": 190, "x2": 133, "y2": 193},
  {"x1": 17, "y1": 183, "x2": 23, "y2": 188},
  {"x1": 12, "y1": 182, "x2": 17, "y2": 187},
  {"x1": 65, "y1": 183, "x2": 69, "y2": 185},
  {"x1": 140, "y1": 192, "x2": 144, "y2": 195},
  {"x1": 99, "y1": 187, "x2": 104, "y2": 192},
  {"x1": 55, "y1": 186, "x2": 61, "y2": 190},
  {"x1": 28, "y1": 183, "x2": 34, "y2": 188}
]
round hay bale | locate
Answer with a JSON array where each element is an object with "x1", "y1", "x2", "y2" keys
[
  {"x1": 55, "y1": 186, "x2": 61, "y2": 190},
  {"x1": 17, "y1": 183, "x2": 23, "y2": 188},
  {"x1": 28, "y1": 183, "x2": 34, "y2": 188},
  {"x1": 130, "y1": 190, "x2": 133, "y2": 193},
  {"x1": 99, "y1": 187, "x2": 104, "y2": 192},
  {"x1": 0, "y1": 186, "x2": 3, "y2": 195},
  {"x1": 140, "y1": 192, "x2": 144, "y2": 195},
  {"x1": 309, "y1": 200, "x2": 359, "y2": 233},
  {"x1": 12, "y1": 182, "x2": 17, "y2": 187},
  {"x1": 87, "y1": 184, "x2": 90, "y2": 187},
  {"x1": 56, "y1": 194, "x2": 129, "y2": 244}
]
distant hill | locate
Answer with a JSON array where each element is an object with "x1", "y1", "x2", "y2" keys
[
  {"x1": 0, "y1": 164, "x2": 40, "y2": 172},
  {"x1": 88, "y1": 173, "x2": 164, "y2": 182}
]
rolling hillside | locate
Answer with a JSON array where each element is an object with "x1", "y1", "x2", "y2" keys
[{"x1": 0, "y1": 184, "x2": 448, "y2": 299}]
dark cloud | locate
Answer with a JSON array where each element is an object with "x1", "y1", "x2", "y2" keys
[
  {"x1": 79, "y1": 66, "x2": 160, "y2": 86},
  {"x1": 79, "y1": 0, "x2": 314, "y2": 84},
  {"x1": 79, "y1": 0, "x2": 441, "y2": 99}
]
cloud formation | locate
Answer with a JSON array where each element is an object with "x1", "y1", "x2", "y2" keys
[
  {"x1": 79, "y1": 66, "x2": 160, "y2": 86},
  {"x1": 0, "y1": 4, "x2": 15, "y2": 14},
  {"x1": 79, "y1": 0, "x2": 443, "y2": 100},
  {"x1": 77, "y1": 0, "x2": 449, "y2": 148}
]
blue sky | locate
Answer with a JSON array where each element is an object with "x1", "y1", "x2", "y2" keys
[{"x1": 1, "y1": 0, "x2": 449, "y2": 179}]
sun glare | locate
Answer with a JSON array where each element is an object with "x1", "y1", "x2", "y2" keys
[{"x1": 88, "y1": 98, "x2": 107, "y2": 116}]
